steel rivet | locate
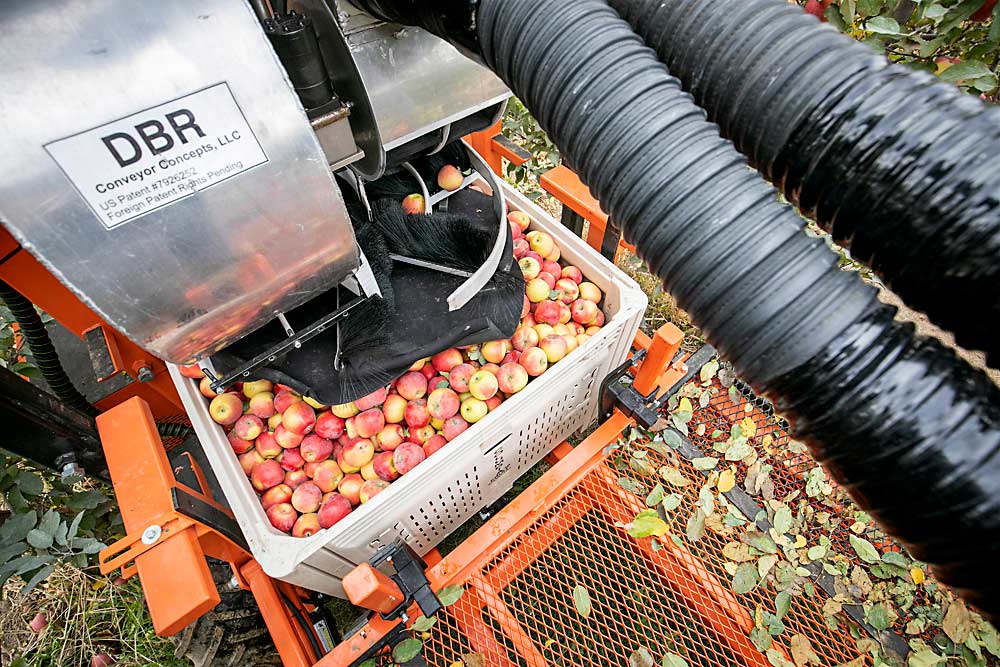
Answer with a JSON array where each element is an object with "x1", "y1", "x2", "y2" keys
[{"x1": 141, "y1": 525, "x2": 162, "y2": 545}]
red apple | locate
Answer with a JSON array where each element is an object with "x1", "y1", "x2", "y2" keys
[
  {"x1": 239, "y1": 450, "x2": 265, "y2": 476},
  {"x1": 355, "y1": 387, "x2": 388, "y2": 412},
  {"x1": 481, "y1": 340, "x2": 512, "y2": 364},
  {"x1": 314, "y1": 411, "x2": 345, "y2": 440},
  {"x1": 279, "y1": 447, "x2": 305, "y2": 471},
  {"x1": 300, "y1": 434, "x2": 334, "y2": 463},
  {"x1": 510, "y1": 221, "x2": 523, "y2": 240},
  {"x1": 427, "y1": 387, "x2": 461, "y2": 420},
  {"x1": 437, "y1": 165, "x2": 464, "y2": 191},
  {"x1": 248, "y1": 392, "x2": 276, "y2": 419},
  {"x1": 282, "y1": 402, "x2": 316, "y2": 435},
  {"x1": 342, "y1": 437, "x2": 375, "y2": 470},
  {"x1": 448, "y1": 363, "x2": 476, "y2": 393},
  {"x1": 526, "y1": 231, "x2": 554, "y2": 257},
  {"x1": 402, "y1": 193, "x2": 425, "y2": 214},
  {"x1": 268, "y1": 413, "x2": 283, "y2": 430},
  {"x1": 571, "y1": 299, "x2": 599, "y2": 325},
  {"x1": 274, "y1": 390, "x2": 301, "y2": 414},
  {"x1": 284, "y1": 469, "x2": 308, "y2": 489},
  {"x1": 561, "y1": 266, "x2": 583, "y2": 284},
  {"x1": 513, "y1": 238, "x2": 531, "y2": 259},
  {"x1": 304, "y1": 460, "x2": 320, "y2": 478},
  {"x1": 468, "y1": 370, "x2": 499, "y2": 401},
  {"x1": 199, "y1": 376, "x2": 217, "y2": 399},
  {"x1": 292, "y1": 513, "x2": 321, "y2": 538},
  {"x1": 318, "y1": 492, "x2": 352, "y2": 528},
  {"x1": 256, "y1": 432, "x2": 283, "y2": 459},
  {"x1": 312, "y1": 459, "x2": 345, "y2": 492},
  {"x1": 261, "y1": 483, "x2": 293, "y2": 509},
  {"x1": 518, "y1": 257, "x2": 541, "y2": 280},
  {"x1": 520, "y1": 347, "x2": 548, "y2": 377},
  {"x1": 578, "y1": 282, "x2": 602, "y2": 303},
  {"x1": 360, "y1": 479, "x2": 391, "y2": 503},
  {"x1": 497, "y1": 363, "x2": 529, "y2": 394},
  {"x1": 521, "y1": 295, "x2": 531, "y2": 318},
  {"x1": 539, "y1": 335, "x2": 569, "y2": 363},
  {"x1": 209, "y1": 393, "x2": 244, "y2": 426},
  {"x1": 396, "y1": 372, "x2": 428, "y2": 401},
  {"x1": 555, "y1": 279, "x2": 580, "y2": 304},
  {"x1": 557, "y1": 301, "x2": 572, "y2": 324},
  {"x1": 407, "y1": 424, "x2": 436, "y2": 444},
  {"x1": 512, "y1": 326, "x2": 539, "y2": 352},
  {"x1": 508, "y1": 210, "x2": 531, "y2": 231},
  {"x1": 392, "y1": 442, "x2": 426, "y2": 475},
  {"x1": 251, "y1": 459, "x2": 284, "y2": 491},
  {"x1": 234, "y1": 414, "x2": 264, "y2": 441},
  {"x1": 405, "y1": 399, "x2": 431, "y2": 428},
  {"x1": 29, "y1": 612, "x2": 48, "y2": 633},
  {"x1": 228, "y1": 430, "x2": 254, "y2": 455},
  {"x1": 537, "y1": 272, "x2": 557, "y2": 290},
  {"x1": 526, "y1": 278, "x2": 551, "y2": 303},
  {"x1": 266, "y1": 503, "x2": 297, "y2": 532},
  {"x1": 442, "y1": 416, "x2": 469, "y2": 441},
  {"x1": 534, "y1": 301, "x2": 562, "y2": 325},
  {"x1": 338, "y1": 474, "x2": 365, "y2": 505},
  {"x1": 376, "y1": 424, "x2": 405, "y2": 451},
  {"x1": 274, "y1": 424, "x2": 303, "y2": 449},
  {"x1": 420, "y1": 364, "x2": 438, "y2": 381},
  {"x1": 431, "y1": 348, "x2": 464, "y2": 373},
  {"x1": 381, "y1": 394, "x2": 407, "y2": 424},
  {"x1": 423, "y1": 434, "x2": 447, "y2": 457},
  {"x1": 353, "y1": 408, "x2": 385, "y2": 439},
  {"x1": 291, "y1": 482, "x2": 322, "y2": 513},
  {"x1": 372, "y1": 451, "x2": 399, "y2": 481}
]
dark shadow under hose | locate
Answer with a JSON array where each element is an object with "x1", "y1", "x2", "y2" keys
[
  {"x1": 471, "y1": 0, "x2": 1000, "y2": 621},
  {"x1": 610, "y1": 0, "x2": 1000, "y2": 368}
]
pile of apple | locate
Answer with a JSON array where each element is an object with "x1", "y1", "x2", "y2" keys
[{"x1": 181, "y1": 205, "x2": 606, "y2": 538}]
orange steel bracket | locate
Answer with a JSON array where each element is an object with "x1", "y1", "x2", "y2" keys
[
  {"x1": 633, "y1": 323, "x2": 684, "y2": 396},
  {"x1": 242, "y1": 560, "x2": 316, "y2": 667},
  {"x1": 540, "y1": 165, "x2": 636, "y2": 259},
  {"x1": 344, "y1": 563, "x2": 406, "y2": 615}
]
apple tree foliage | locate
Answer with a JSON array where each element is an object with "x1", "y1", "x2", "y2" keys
[
  {"x1": 813, "y1": 0, "x2": 999, "y2": 95},
  {"x1": 0, "y1": 307, "x2": 121, "y2": 594}
]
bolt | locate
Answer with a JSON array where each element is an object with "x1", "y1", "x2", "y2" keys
[
  {"x1": 60, "y1": 461, "x2": 84, "y2": 483},
  {"x1": 141, "y1": 525, "x2": 162, "y2": 545},
  {"x1": 137, "y1": 366, "x2": 154, "y2": 382}
]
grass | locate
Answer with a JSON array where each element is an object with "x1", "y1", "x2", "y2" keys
[{"x1": 1, "y1": 566, "x2": 185, "y2": 667}]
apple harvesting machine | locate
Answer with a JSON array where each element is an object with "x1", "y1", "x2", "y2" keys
[{"x1": 1, "y1": 0, "x2": 998, "y2": 665}]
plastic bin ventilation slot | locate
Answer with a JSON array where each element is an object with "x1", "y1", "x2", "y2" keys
[{"x1": 169, "y1": 181, "x2": 646, "y2": 596}]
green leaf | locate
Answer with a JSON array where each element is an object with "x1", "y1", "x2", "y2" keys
[
  {"x1": 881, "y1": 551, "x2": 909, "y2": 567},
  {"x1": 67, "y1": 490, "x2": 105, "y2": 511},
  {"x1": 744, "y1": 530, "x2": 778, "y2": 555},
  {"x1": 866, "y1": 16, "x2": 902, "y2": 34},
  {"x1": 767, "y1": 648, "x2": 795, "y2": 667},
  {"x1": 410, "y1": 615, "x2": 436, "y2": 632},
  {"x1": 20, "y1": 564, "x2": 54, "y2": 594},
  {"x1": 773, "y1": 506, "x2": 793, "y2": 534},
  {"x1": 659, "y1": 466, "x2": 690, "y2": 487},
  {"x1": 907, "y1": 649, "x2": 946, "y2": 667},
  {"x1": 618, "y1": 477, "x2": 644, "y2": 494},
  {"x1": 572, "y1": 584, "x2": 592, "y2": 619},
  {"x1": 807, "y1": 545, "x2": 827, "y2": 561},
  {"x1": 0, "y1": 510, "x2": 37, "y2": 543},
  {"x1": 840, "y1": 0, "x2": 857, "y2": 25},
  {"x1": 629, "y1": 509, "x2": 669, "y2": 538},
  {"x1": 67, "y1": 511, "x2": 85, "y2": 543},
  {"x1": 645, "y1": 484, "x2": 664, "y2": 507},
  {"x1": 699, "y1": 359, "x2": 719, "y2": 383},
  {"x1": 865, "y1": 604, "x2": 893, "y2": 632},
  {"x1": 775, "y1": 592, "x2": 792, "y2": 620},
  {"x1": 660, "y1": 430, "x2": 682, "y2": 450},
  {"x1": 359, "y1": 660, "x2": 378, "y2": 667},
  {"x1": 732, "y1": 562, "x2": 759, "y2": 594},
  {"x1": 939, "y1": 60, "x2": 995, "y2": 84},
  {"x1": 392, "y1": 637, "x2": 423, "y2": 664},
  {"x1": 437, "y1": 584, "x2": 464, "y2": 607},
  {"x1": 685, "y1": 509, "x2": 706, "y2": 543},
  {"x1": 923, "y1": 3, "x2": 948, "y2": 21},
  {"x1": 751, "y1": 625, "x2": 773, "y2": 651},
  {"x1": 38, "y1": 509, "x2": 60, "y2": 537},
  {"x1": 825, "y1": 4, "x2": 848, "y2": 29},
  {"x1": 15, "y1": 470, "x2": 44, "y2": 496},
  {"x1": 691, "y1": 457, "x2": 718, "y2": 470},
  {"x1": 661, "y1": 493, "x2": 682, "y2": 512},
  {"x1": 662, "y1": 653, "x2": 689, "y2": 667},
  {"x1": 849, "y1": 535, "x2": 880, "y2": 563},
  {"x1": 0, "y1": 541, "x2": 28, "y2": 565},
  {"x1": 26, "y1": 529, "x2": 53, "y2": 550}
]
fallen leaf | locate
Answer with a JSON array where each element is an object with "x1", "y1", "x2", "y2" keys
[
  {"x1": 645, "y1": 484, "x2": 665, "y2": 507},
  {"x1": 629, "y1": 509, "x2": 668, "y2": 538},
  {"x1": 942, "y1": 601, "x2": 971, "y2": 644},
  {"x1": 775, "y1": 592, "x2": 792, "y2": 620},
  {"x1": 392, "y1": 638, "x2": 423, "y2": 663},
  {"x1": 410, "y1": 615, "x2": 436, "y2": 632},
  {"x1": 766, "y1": 648, "x2": 795, "y2": 667},
  {"x1": 790, "y1": 634, "x2": 820, "y2": 666},
  {"x1": 462, "y1": 653, "x2": 486, "y2": 667},
  {"x1": 572, "y1": 584, "x2": 592, "y2": 619},
  {"x1": 692, "y1": 457, "x2": 718, "y2": 470},
  {"x1": 722, "y1": 541, "x2": 754, "y2": 562},
  {"x1": 686, "y1": 508, "x2": 706, "y2": 542},
  {"x1": 834, "y1": 658, "x2": 866, "y2": 667},
  {"x1": 743, "y1": 530, "x2": 778, "y2": 554},
  {"x1": 773, "y1": 505, "x2": 793, "y2": 534},
  {"x1": 907, "y1": 649, "x2": 946, "y2": 667},
  {"x1": 717, "y1": 468, "x2": 736, "y2": 493},
  {"x1": 661, "y1": 493, "x2": 683, "y2": 511},
  {"x1": 732, "y1": 562, "x2": 758, "y2": 594},
  {"x1": 910, "y1": 566, "x2": 925, "y2": 585},
  {"x1": 629, "y1": 647, "x2": 654, "y2": 667},
  {"x1": 660, "y1": 466, "x2": 691, "y2": 487},
  {"x1": 618, "y1": 477, "x2": 644, "y2": 494},
  {"x1": 678, "y1": 397, "x2": 693, "y2": 414},
  {"x1": 793, "y1": 535, "x2": 807, "y2": 548},
  {"x1": 864, "y1": 603, "x2": 895, "y2": 632},
  {"x1": 741, "y1": 416, "x2": 757, "y2": 438},
  {"x1": 699, "y1": 359, "x2": 719, "y2": 383},
  {"x1": 758, "y1": 554, "x2": 779, "y2": 580},
  {"x1": 662, "y1": 652, "x2": 689, "y2": 667},
  {"x1": 848, "y1": 535, "x2": 880, "y2": 564},
  {"x1": 437, "y1": 585, "x2": 465, "y2": 607}
]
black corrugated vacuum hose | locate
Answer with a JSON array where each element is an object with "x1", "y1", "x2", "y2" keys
[
  {"x1": 609, "y1": 0, "x2": 1000, "y2": 369},
  {"x1": 354, "y1": 0, "x2": 1000, "y2": 621},
  {"x1": 0, "y1": 279, "x2": 97, "y2": 417}
]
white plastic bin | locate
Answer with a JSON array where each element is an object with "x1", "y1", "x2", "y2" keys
[{"x1": 170, "y1": 180, "x2": 647, "y2": 596}]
